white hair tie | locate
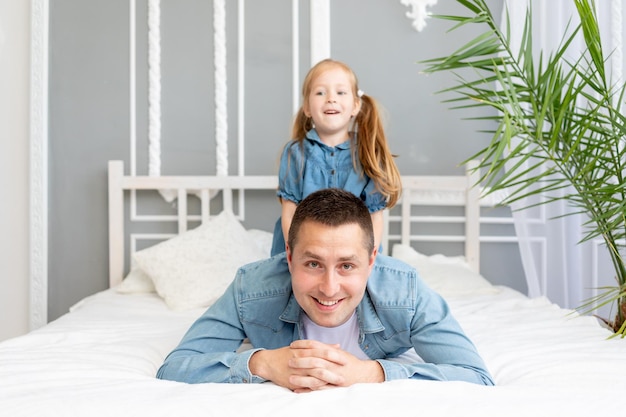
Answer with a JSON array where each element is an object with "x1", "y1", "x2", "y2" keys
[{"x1": 357, "y1": 89, "x2": 364, "y2": 97}]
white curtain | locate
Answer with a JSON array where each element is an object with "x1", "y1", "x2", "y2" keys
[{"x1": 504, "y1": 0, "x2": 624, "y2": 318}]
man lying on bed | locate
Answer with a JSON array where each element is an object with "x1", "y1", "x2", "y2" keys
[{"x1": 157, "y1": 188, "x2": 494, "y2": 392}]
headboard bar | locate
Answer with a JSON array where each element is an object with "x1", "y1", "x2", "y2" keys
[
  {"x1": 200, "y1": 189, "x2": 210, "y2": 224},
  {"x1": 177, "y1": 189, "x2": 187, "y2": 234},
  {"x1": 118, "y1": 174, "x2": 278, "y2": 190},
  {"x1": 464, "y1": 160, "x2": 480, "y2": 272},
  {"x1": 108, "y1": 160, "x2": 125, "y2": 286}
]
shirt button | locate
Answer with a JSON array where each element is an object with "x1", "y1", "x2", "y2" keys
[
  {"x1": 331, "y1": 169, "x2": 335, "y2": 175},
  {"x1": 331, "y1": 152, "x2": 334, "y2": 157}
]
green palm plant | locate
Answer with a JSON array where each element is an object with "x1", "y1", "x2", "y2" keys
[{"x1": 420, "y1": 0, "x2": 626, "y2": 336}]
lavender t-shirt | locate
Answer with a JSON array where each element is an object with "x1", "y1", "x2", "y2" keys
[{"x1": 300, "y1": 312, "x2": 369, "y2": 360}]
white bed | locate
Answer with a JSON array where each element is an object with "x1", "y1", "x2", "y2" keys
[{"x1": 1, "y1": 160, "x2": 624, "y2": 416}]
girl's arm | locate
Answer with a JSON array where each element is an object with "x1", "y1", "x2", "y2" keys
[
  {"x1": 371, "y1": 210, "x2": 384, "y2": 253},
  {"x1": 281, "y1": 199, "x2": 298, "y2": 246}
]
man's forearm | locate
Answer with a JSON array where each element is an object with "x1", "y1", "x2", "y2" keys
[{"x1": 156, "y1": 349, "x2": 265, "y2": 384}]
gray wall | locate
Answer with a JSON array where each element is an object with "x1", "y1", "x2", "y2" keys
[{"x1": 48, "y1": 0, "x2": 523, "y2": 321}]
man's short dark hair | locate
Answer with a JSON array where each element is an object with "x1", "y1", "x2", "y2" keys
[{"x1": 287, "y1": 188, "x2": 375, "y2": 253}]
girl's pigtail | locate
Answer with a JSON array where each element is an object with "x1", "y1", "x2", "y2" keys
[{"x1": 354, "y1": 94, "x2": 402, "y2": 208}]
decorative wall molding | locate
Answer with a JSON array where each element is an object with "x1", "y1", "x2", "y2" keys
[
  {"x1": 400, "y1": 0, "x2": 438, "y2": 32},
  {"x1": 213, "y1": 0, "x2": 228, "y2": 177},
  {"x1": 310, "y1": 0, "x2": 330, "y2": 64},
  {"x1": 237, "y1": 0, "x2": 246, "y2": 175},
  {"x1": 145, "y1": 0, "x2": 228, "y2": 203},
  {"x1": 610, "y1": 0, "x2": 623, "y2": 101},
  {"x1": 29, "y1": 0, "x2": 48, "y2": 330},
  {"x1": 291, "y1": 0, "x2": 300, "y2": 114},
  {"x1": 147, "y1": 0, "x2": 161, "y2": 178}
]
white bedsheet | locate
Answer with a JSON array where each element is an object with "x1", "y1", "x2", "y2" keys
[{"x1": 1, "y1": 288, "x2": 624, "y2": 417}]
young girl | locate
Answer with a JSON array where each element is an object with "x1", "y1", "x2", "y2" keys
[{"x1": 271, "y1": 59, "x2": 401, "y2": 256}]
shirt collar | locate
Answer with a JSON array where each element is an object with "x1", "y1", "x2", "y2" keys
[{"x1": 305, "y1": 129, "x2": 352, "y2": 150}]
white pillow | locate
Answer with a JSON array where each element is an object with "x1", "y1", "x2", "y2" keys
[
  {"x1": 116, "y1": 228, "x2": 273, "y2": 295},
  {"x1": 246, "y1": 228, "x2": 274, "y2": 257},
  {"x1": 116, "y1": 267, "x2": 156, "y2": 293},
  {"x1": 133, "y1": 210, "x2": 267, "y2": 310},
  {"x1": 391, "y1": 244, "x2": 499, "y2": 297}
]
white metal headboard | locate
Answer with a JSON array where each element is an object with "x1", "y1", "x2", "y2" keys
[{"x1": 108, "y1": 159, "x2": 487, "y2": 287}]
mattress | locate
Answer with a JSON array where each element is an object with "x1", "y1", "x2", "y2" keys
[{"x1": 2, "y1": 280, "x2": 623, "y2": 416}]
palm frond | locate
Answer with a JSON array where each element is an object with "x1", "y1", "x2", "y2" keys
[{"x1": 420, "y1": 0, "x2": 626, "y2": 335}]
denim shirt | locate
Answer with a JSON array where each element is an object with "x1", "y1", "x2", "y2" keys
[{"x1": 156, "y1": 254, "x2": 494, "y2": 386}]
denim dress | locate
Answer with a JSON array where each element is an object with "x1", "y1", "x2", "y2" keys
[{"x1": 271, "y1": 129, "x2": 386, "y2": 255}]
